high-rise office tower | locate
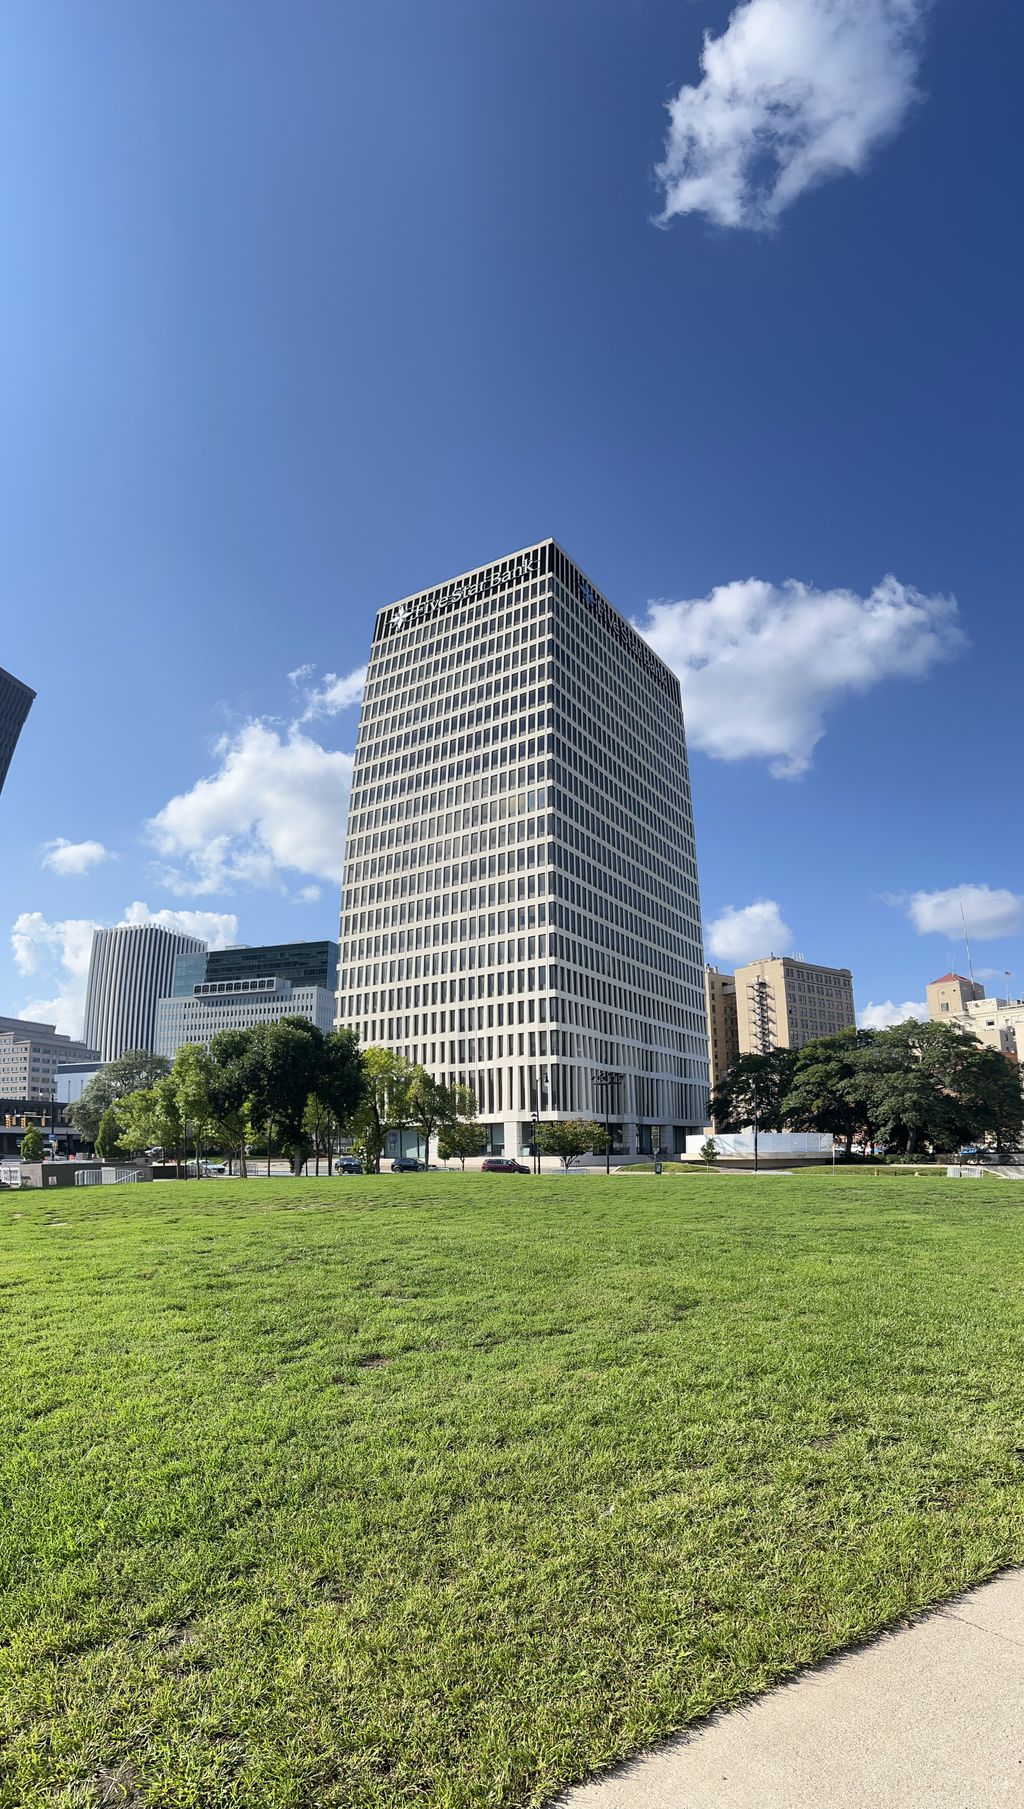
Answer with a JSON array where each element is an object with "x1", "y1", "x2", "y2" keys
[
  {"x1": 0, "y1": 664, "x2": 36, "y2": 796},
  {"x1": 336, "y1": 539, "x2": 708, "y2": 1160},
  {"x1": 83, "y1": 924, "x2": 208, "y2": 1062}
]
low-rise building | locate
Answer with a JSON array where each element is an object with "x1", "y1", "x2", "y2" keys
[
  {"x1": 927, "y1": 975, "x2": 1024, "y2": 1061},
  {"x1": 54, "y1": 1061, "x2": 103, "y2": 1104},
  {"x1": 153, "y1": 940, "x2": 339, "y2": 1060},
  {"x1": 926, "y1": 972, "x2": 986, "y2": 1019},
  {"x1": 0, "y1": 1017, "x2": 100, "y2": 1101}
]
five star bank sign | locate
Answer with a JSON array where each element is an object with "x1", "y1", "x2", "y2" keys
[{"x1": 376, "y1": 550, "x2": 541, "y2": 640}]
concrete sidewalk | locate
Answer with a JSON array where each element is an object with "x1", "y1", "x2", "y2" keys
[{"x1": 559, "y1": 1571, "x2": 1024, "y2": 1808}]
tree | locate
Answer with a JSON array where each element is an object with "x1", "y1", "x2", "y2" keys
[
  {"x1": 782, "y1": 1030, "x2": 878, "y2": 1155},
  {"x1": 95, "y1": 1107, "x2": 126, "y2": 1161},
  {"x1": 407, "y1": 1069, "x2": 474, "y2": 1164},
  {"x1": 437, "y1": 1121, "x2": 488, "y2": 1170},
  {"x1": 241, "y1": 1019, "x2": 327, "y2": 1175},
  {"x1": 315, "y1": 1030, "x2": 366, "y2": 1171},
  {"x1": 699, "y1": 1137, "x2": 718, "y2": 1174},
  {"x1": 116, "y1": 1078, "x2": 185, "y2": 1170},
  {"x1": 208, "y1": 1028, "x2": 257, "y2": 1176},
  {"x1": 709, "y1": 1049, "x2": 798, "y2": 1135},
  {"x1": 68, "y1": 1049, "x2": 171, "y2": 1144},
  {"x1": 962, "y1": 1045, "x2": 1024, "y2": 1154},
  {"x1": 535, "y1": 1119, "x2": 609, "y2": 1171},
  {"x1": 349, "y1": 1047, "x2": 413, "y2": 1172},
  {"x1": 171, "y1": 1043, "x2": 215, "y2": 1176},
  {"x1": 19, "y1": 1126, "x2": 44, "y2": 1162}
]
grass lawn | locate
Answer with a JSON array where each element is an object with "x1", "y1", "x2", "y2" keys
[{"x1": 2, "y1": 1170, "x2": 1023, "y2": 1808}]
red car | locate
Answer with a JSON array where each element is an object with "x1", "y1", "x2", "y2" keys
[{"x1": 480, "y1": 1157, "x2": 529, "y2": 1173}]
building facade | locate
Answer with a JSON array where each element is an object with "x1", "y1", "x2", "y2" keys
[
  {"x1": 0, "y1": 1016, "x2": 99, "y2": 1101},
  {"x1": 734, "y1": 955, "x2": 856, "y2": 1054},
  {"x1": 0, "y1": 664, "x2": 35, "y2": 795},
  {"x1": 704, "y1": 966, "x2": 740, "y2": 1097},
  {"x1": 153, "y1": 941, "x2": 339, "y2": 1060},
  {"x1": 926, "y1": 972, "x2": 986, "y2": 1020},
  {"x1": 927, "y1": 974, "x2": 1024, "y2": 1062},
  {"x1": 83, "y1": 925, "x2": 208, "y2": 1062},
  {"x1": 54, "y1": 1061, "x2": 103, "y2": 1104},
  {"x1": 336, "y1": 539, "x2": 708, "y2": 1158}
]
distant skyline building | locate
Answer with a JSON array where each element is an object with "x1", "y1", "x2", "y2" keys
[
  {"x1": 336, "y1": 538, "x2": 708, "y2": 1159},
  {"x1": 927, "y1": 972, "x2": 1024, "y2": 1062},
  {"x1": 83, "y1": 924, "x2": 207, "y2": 1062},
  {"x1": 0, "y1": 664, "x2": 35, "y2": 796},
  {"x1": 153, "y1": 940, "x2": 338, "y2": 1060},
  {"x1": 734, "y1": 955, "x2": 856, "y2": 1054},
  {"x1": 704, "y1": 966, "x2": 740, "y2": 1102},
  {"x1": 0, "y1": 1015, "x2": 99, "y2": 1101}
]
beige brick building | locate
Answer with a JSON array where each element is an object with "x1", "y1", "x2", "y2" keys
[
  {"x1": 927, "y1": 974, "x2": 1024, "y2": 1062},
  {"x1": 734, "y1": 956, "x2": 856, "y2": 1054},
  {"x1": 704, "y1": 966, "x2": 740, "y2": 1093},
  {"x1": 926, "y1": 972, "x2": 986, "y2": 1020}
]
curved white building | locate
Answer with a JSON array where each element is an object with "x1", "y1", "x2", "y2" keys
[{"x1": 83, "y1": 925, "x2": 207, "y2": 1062}]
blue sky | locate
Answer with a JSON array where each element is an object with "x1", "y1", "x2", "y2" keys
[{"x1": 1, "y1": 0, "x2": 1021, "y2": 1036}]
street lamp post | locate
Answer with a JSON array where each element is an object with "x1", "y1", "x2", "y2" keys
[
  {"x1": 592, "y1": 1069, "x2": 623, "y2": 1174},
  {"x1": 751, "y1": 1079, "x2": 759, "y2": 1174},
  {"x1": 531, "y1": 1110, "x2": 539, "y2": 1176}
]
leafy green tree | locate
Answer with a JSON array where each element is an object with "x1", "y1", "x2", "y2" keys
[
  {"x1": 349, "y1": 1047, "x2": 413, "y2": 1172},
  {"x1": 961, "y1": 1045, "x2": 1024, "y2": 1154},
  {"x1": 535, "y1": 1119, "x2": 609, "y2": 1171},
  {"x1": 171, "y1": 1043, "x2": 216, "y2": 1176},
  {"x1": 407, "y1": 1070, "x2": 475, "y2": 1163},
  {"x1": 709, "y1": 1049, "x2": 798, "y2": 1135},
  {"x1": 114, "y1": 1088, "x2": 159, "y2": 1157},
  {"x1": 782, "y1": 1030, "x2": 878, "y2": 1154},
  {"x1": 208, "y1": 1028, "x2": 257, "y2": 1176},
  {"x1": 315, "y1": 1030, "x2": 366, "y2": 1170},
  {"x1": 437, "y1": 1121, "x2": 488, "y2": 1169},
  {"x1": 19, "y1": 1126, "x2": 44, "y2": 1163},
  {"x1": 115, "y1": 1077, "x2": 184, "y2": 1170},
  {"x1": 68, "y1": 1049, "x2": 171, "y2": 1144},
  {"x1": 95, "y1": 1107, "x2": 127, "y2": 1161}
]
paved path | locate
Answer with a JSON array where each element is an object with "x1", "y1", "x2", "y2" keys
[{"x1": 558, "y1": 1571, "x2": 1024, "y2": 1808}]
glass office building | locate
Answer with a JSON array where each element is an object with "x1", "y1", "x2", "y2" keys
[
  {"x1": 0, "y1": 664, "x2": 35, "y2": 796},
  {"x1": 336, "y1": 540, "x2": 708, "y2": 1158},
  {"x1": 154, "y1": 941, "x2": 339, "y2": 1060}
]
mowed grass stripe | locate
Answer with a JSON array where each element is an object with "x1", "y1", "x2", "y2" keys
[{"x1": 0, "y1": 1171, "x2": 1022, "y2": 1807}]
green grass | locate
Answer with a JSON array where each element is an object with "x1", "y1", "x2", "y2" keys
[{"x1": 2, "y1": 1170, "x2": 1023, "y2": 1808}]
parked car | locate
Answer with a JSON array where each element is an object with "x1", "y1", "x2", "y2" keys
[
  {"x1": 391, "y1": 1157, "x2": 422, "y2": 1172},
  {"x1": 334, "y1": 1156, "x2": 364, "y2": 1175},
  {"x1": 202, "y1": 1162, "x2": 227, "y2": 1176},
  {"x1": 480, "y1": 1157, "x2": 529, "y2": 1174}
]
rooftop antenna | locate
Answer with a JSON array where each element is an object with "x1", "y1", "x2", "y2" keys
[{"x1": 960, "y1": 902, "x2": 976, "y2": 988}]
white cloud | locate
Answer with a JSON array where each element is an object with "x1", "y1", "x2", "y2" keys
[
  {"x1": 295, "y1": 884, "x2": 322, "y2": 904},
  {"x1": 147, "y1": 723, "x2": 353, "y2": 894},
  {"x1": 297, "y1": 666, "x2": 367, "y2": 722},
  {"x1": 656, "y1": 0, "x2": 927, "y2": 231},
  {"x1": 903, "y1": 884, "x2": 1024, "y2": 941},
  {"x1": 40, "y1": 838, "x2": 113, "y2": 876},
  {"x1": 119, "y1": 901, "x2": 239, "y2": 947},
  {"x1": 859, "y1": 998, "x2": 926, "y2": 1029},
  {"x1": 9, "y1": 903, "x2": 239, "y2": 1038},
  {"x1": 707, "y1": 899, "x2": 792, "y2": 965},
  {"x1": 638, "y1": 574, "x2": 963, "y2": 777}
]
